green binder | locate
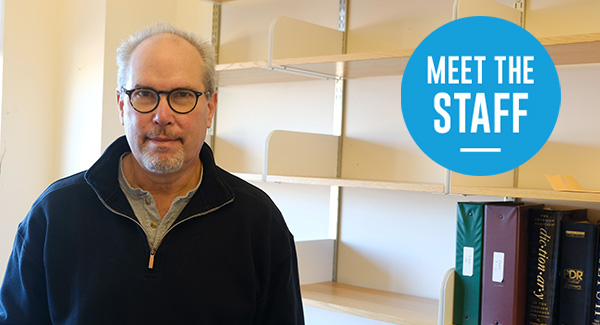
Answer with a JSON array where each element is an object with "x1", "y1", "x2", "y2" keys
[{"x1": 453, "y1": 201, "x2": 513, "y2": 324}]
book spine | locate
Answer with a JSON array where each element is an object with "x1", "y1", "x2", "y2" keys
[
  {"x1": 557, "y1": 222, "x2": 598, "y2": 324},
  {"x1": 590, "y1": 227, "x2": 600, "y2": 325},
  {"x1": 525, "y1": 209, "x2": 587, "y2": 325},
  {"x1": 525, "y1": 210, "x2": 563, "y2": 325}
]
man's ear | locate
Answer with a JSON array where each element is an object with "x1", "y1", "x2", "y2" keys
[
  {"x1": 116, "y1": 88, "x2": 125, "y2": 126},
  {"x1": 206, "y1": 91, "x2": 218, "y2": 129}
]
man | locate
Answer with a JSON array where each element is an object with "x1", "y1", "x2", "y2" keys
[{"x1": 0, "y1": 24, "x2": 304, "y2": 324}]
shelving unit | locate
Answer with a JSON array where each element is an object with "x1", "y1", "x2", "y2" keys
[
  {"x1": 220, "y1": 31, "x2": 600, "y2": 204},
  {"x1": 217, "y1": 34, "x2": 600, "y2": 325},
  {"x1": 212, "y1": 1, "x2": 600, "y2": 324},
  {"x1": 216, "y1": 31, "x2": 600, "y2": 203}
]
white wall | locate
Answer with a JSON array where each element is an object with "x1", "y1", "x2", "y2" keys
[
  {"x1": 58, "y1": 0, "x2": 106, "y2": 176},
  {"x1": 0, "y1": 0, "x2": 62, "y2": 284},
  {"x1": 304, "y1": 305, "x2": 395, "y2": 325}
]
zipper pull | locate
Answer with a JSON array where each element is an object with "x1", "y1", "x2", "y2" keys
[{"x1": 148, "y1": 248, "x2": 156, "y2": 269}]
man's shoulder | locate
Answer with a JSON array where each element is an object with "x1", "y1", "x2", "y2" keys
[
  {"x1": 36, "y1": 171, "x2": 90, "y2": 203},
  {"x1": 214, "y1": 167, "x2": 293, "y2": 240},
  {"x1": 216, "y1": 168, "x2": 269, "y2": 198},
  {"x1": 214, "y1": 167, "x2": 283, "y2": 213}
]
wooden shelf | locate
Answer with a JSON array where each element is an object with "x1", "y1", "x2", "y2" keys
[
  {"x1": 216, "y1": 50, "x2": 413, "y2": 86},
  {"x1": 217, "y1": 33, "x2": 600, "y2": 86},
  {"x1": 301, "y1": 282, "x2": 438, "y2": 325},
  {"x1": 234, "y1": 173, "x2": 445, "y2": 194},
  {"x1": 268, "y1": 175, "x2": 445, "y2": 193},
  {"x1": 276, "y1": 50, "x2": 414, "y2": 79},
  {"x1": 539, "y1": 32, "x2": 600, "y2": 65},
  {"x1": 235, "y1": 173, "x2": 600, "y2": 202},
  {"x1": 452, "y1": 185, "x2": 600, "y2": 203}
]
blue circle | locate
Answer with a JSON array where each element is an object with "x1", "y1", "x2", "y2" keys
[{"x1": 401, "y1": 16, "x2": 560, "y2": 176}]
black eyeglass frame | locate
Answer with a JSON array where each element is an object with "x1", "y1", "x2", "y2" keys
[{"x1": 122, "y1": 87, "x2": 210, "y2": 114}]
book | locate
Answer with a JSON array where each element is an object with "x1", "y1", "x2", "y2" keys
[
  {"x1": 454, "y1": 201, "x2": 516, "y2": 325},
  {"x1": 480, "y1": 203, "x2": 543, "y2": 325},
  {"x1": 592, "y1": 235, "x2": 600, "y2": 325},
  {"x1": 558, "y1": 220, "x2": 598, "y2": 324},
  {"x1": 525, "y1": 208, "x2": 587, "y2": 325}
]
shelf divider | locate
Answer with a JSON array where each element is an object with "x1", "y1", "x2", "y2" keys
[
  {"x1": 264, "y1": 130, "x2": 339, "y2": 180},
  {"x1": 268, "y1": 17, "x2": 343, "y2": 65}
]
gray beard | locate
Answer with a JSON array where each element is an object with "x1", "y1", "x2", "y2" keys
[{"x1": 141, "y1": 146, "x2": 185, "y2": 174}]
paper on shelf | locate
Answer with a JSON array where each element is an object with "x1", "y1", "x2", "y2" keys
[{"x1": 545, "y1": 174, "x2": 600, "y2": 193}]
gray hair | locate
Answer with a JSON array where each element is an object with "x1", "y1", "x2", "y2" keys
[{"x1": 116, "y1": 23, "x2": 217, "y2": 96}]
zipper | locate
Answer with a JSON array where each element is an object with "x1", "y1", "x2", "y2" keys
[
  {"x1": 148, "y1": 248, "x2": 157, "y2": 269},
  {"x1": 94, "y1": 195, "x2": 156, "y2": 268},
  {"x1": 94, "y1": 191, "x2": 234, "y2": 270},
  {"x1": 144, "y1": 198, "x2": 233, "y2": 269}
]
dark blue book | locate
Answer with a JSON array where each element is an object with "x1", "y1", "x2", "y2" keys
[
  {"x1": 588, "y1": 222, "x2": 600, "y2": 325},
  {"x1": 558, "y1": 221, "x2": 598, "y2": 324}
]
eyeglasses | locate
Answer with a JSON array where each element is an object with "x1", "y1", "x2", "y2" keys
[{"x1": 122, "y1": 87, "x2": 210, "y2": 114}]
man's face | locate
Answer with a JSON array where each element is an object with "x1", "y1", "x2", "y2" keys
[{"x1": 117, "y1": 34, "x2": 216, "y2": 175}]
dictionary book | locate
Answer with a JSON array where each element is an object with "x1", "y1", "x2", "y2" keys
[
  {"x1": 454, "y1": 201, "x2": 515, "y2": 325},
  {"x1": 525, "y1": 207, "x2": 587, "y2": 325},
  {"x1": 558, "y1": 220, "x2": 598, "y2": 325},
  {"x1": 480, "y1": 203, "x2": 543, "y2": 325}
]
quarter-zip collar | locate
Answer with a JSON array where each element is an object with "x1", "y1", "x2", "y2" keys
[{"x1": 84, "y1": 136, "x2": 235, "y2": 224}]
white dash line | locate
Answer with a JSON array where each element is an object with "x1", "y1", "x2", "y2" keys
[{"x1": 460, "y1": 148, "x2": 501, "y2": 153}]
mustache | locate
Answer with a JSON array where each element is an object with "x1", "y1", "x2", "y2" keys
[{"x1": 146, "y1": 128, "x2": 182, "y2": 141}]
